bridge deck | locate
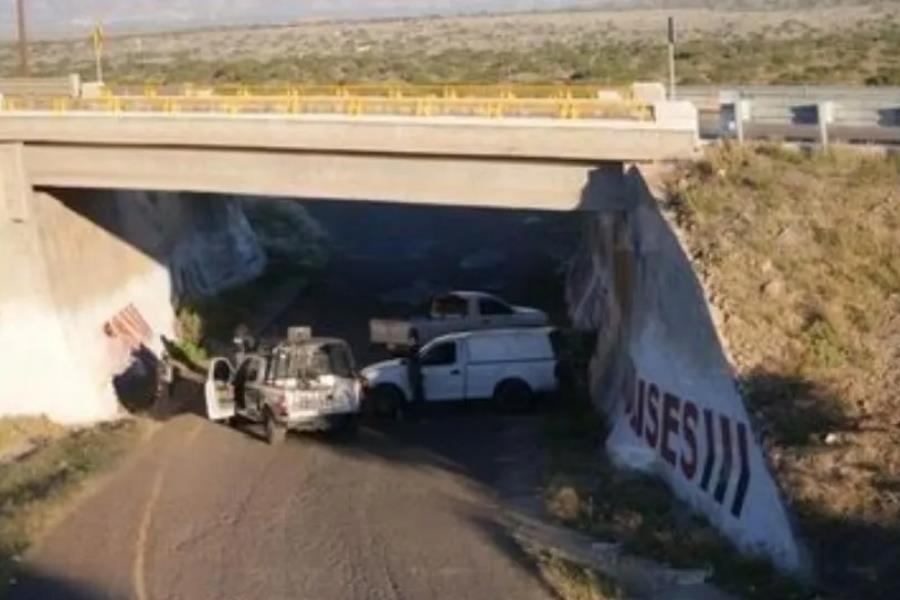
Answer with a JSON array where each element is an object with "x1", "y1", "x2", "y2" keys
[{"x1": 0, "y1": 111, "x2": 695, "y2": 162}]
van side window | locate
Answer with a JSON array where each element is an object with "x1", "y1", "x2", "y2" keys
[
  {"x1": 479, "y1": 298, "x2": 514, "y2": 315},
  {"x1": 420, "y1": 342, "x2": 457, "y2": 366}
]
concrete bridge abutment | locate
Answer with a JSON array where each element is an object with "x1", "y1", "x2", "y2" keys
[{"x1": 0, "y1": 144, "x2": 129, "y2": 422}]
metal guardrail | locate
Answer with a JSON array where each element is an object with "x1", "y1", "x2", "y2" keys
[
  {"x1": 681, "y1": 85, "x2": 900, "y2": 101},
  {"x1": 680, "y1": 85, "x2": 900, "y2": 145},
  {"x1": 0, "y1": 94, "x2": 652, "y2": 120}
]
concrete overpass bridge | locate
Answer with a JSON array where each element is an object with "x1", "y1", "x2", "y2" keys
[
  {"x1": 0, "y1": 83, "x2": 697, "y2": 211},
  {"x1": 0, "y1": 82, "x2": 696, "y2": 424}
]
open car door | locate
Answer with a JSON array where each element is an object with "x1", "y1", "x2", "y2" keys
[{"x1": 205, "y1": 357, "x2": 236, "y2": 422}]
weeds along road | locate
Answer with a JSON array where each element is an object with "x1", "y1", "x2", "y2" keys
[{"x1": 12, "y1": 414, "x2": 555, "y2": 600}]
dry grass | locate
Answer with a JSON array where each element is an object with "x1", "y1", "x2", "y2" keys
[
  {"x1": 537, "y1": 551, "x2": 624, "y2": 600},
  {"x1": 0, "y1": 418, "x2": 151, "y2": 593},
  {"x1": 0, "y1": 418, "x2": 66, "y2": 459},
  {"x1": 542, "y1": 407, "x2": 811, "y2": 599},
  {"x1": 667, "y1": 143, "x2": 900, "y2": 598},
  {"x1": 3, "y1": 5, "x2": 898, "y2": 85}
]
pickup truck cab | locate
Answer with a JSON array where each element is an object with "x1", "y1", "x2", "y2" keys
[
  {"x1": 370, "y1": 291, "x2": 548, "y2": 350},
  {"x1": 361, "y1": 327, "x2": 559, "y2": 413},
  {"x1": 205, "y1": 328, "x2": 362, "y2": 444}
]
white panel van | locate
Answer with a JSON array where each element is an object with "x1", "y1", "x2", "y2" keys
[{"x1": 361, "y1": 327, "x2": 558, "y2": 412}]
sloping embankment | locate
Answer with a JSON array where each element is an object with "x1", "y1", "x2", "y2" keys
[{"x1": 668, "y1": 145, "x2": 900, "y2": 598}]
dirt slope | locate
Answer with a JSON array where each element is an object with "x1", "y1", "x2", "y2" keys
[{"x1": 667, "y1": 144, "x2": 900, "y2": 598}]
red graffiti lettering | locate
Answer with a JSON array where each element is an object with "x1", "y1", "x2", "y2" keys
[
  {"x1": 644, "y1": 383, "x2": 660, "y2": 448},
  {"x1": 625, "y1": 376, "x2": 753, "y2": 519},
  {"x1": 681, "y1": 400, "x2": 699, "y2": 480},
  {"x1": 103, "y1": 304, "x2": 153, "y2": 351},
  {"x1": 661, "y1": 392, "x2": 680, "y2": 467},
  {"x1": 732, "y1": 422, "x2": 751, "y2": 517},
  {"x1": 713, "y1": 415, "x2": 734, "y2": 505}
]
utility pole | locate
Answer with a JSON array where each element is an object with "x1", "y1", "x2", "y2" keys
[
  {"x1": 667, "y1": 16, "x2": 676, "y2": 100},
  {"x1": 15, "y1": 0, "x2": 29, "y2": 76},
  {"x1": 92, "y1": 23, "x2": 104, "y2": 84}
]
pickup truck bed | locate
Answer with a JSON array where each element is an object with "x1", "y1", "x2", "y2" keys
[{"x1": 370, "y1": 291, "x2": 549, "y2": 349}]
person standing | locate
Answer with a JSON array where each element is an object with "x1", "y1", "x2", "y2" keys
[{"x1": 406, "y1": 333, "x2": 425, "y2": 418}]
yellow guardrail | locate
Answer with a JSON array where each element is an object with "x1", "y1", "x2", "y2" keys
[
  {"x1": 0, "y1": 92, "x2": 651, "y2": 121},
  {"x1": 107, "y1": 83, "x2": 632, "y2": 101}
]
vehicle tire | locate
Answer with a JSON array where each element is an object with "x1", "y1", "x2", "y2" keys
[
  {"x1": 372, "y1": 385, "x2": 405, "y2": 419},
  {"x1": 265, "y1": 411, "x2": 287, "y2": 445},
  {"x1": 493, "y1": 379, "x2": 534, "y2": 413}
]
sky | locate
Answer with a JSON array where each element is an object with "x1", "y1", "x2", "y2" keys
[{"x1": 0, "y1": 1, "x2": 617, "y2": 40}]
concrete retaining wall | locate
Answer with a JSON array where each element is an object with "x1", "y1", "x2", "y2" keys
[
  {"x1": 566, "y1": 167, "x2": 808, "y2": 575},
  {"x1": 0, "y1": 146, "x2": 264, "y2": 423}
]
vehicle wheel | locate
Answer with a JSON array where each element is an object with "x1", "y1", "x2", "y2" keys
[
  {"x1": 265, "y1": 412, "x2": 287, "y2": 445},
  {"x1": 493, "y1": 379, "x2": 534, "y2": 413},
  {"x1": 372, "y1": 385, "x2": 405, "y2": 419}
]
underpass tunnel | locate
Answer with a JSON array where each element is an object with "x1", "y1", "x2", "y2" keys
[
  {"x1": 267, "y1": 199, "x2": 584, "y2": 363},
  {"x1": 3, "y1": 179, "x2": 621, "y2": 422},
  {"x1": 7, "y1": 159, "x2": 805, "y2": 581}
]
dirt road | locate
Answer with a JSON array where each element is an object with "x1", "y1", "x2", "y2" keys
[{"x1": 11, "y1": 414, "x2": 555, "y2": 600}]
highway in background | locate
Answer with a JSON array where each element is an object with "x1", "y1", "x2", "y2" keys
[{"x1": 683, "y1": 85, "x2": 900, "y2": 145}]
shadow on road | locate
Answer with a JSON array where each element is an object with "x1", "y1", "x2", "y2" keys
[
  {"x1": 299, "y1": 409, "x2": 564, "y2": 595},
  {"x1": 8, "y1": 566, "x2": 109, "y2": 600}
]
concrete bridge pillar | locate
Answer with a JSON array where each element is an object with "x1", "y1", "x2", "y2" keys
[
  {"x1": 0, "y1": 144, "x2": 111, "y2": 422},
  {"x1": 0, "y1": 145, "x2": 187, "y2": 423}
]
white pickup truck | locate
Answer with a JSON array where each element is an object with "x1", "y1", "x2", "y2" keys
[
  {"x1": 361, "y1": 327, "x2": 559, "y2": 414},
  {"x1": 369, "y1": 291, "x2": 548, "y2": 349},
  {"x1": 205, "y1": 328, "x2": 362, "y2": 444}
]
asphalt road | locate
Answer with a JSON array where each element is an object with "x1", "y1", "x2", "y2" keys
[{"x1": 12, "y1": 414, "x2": 555, "y2": 600}]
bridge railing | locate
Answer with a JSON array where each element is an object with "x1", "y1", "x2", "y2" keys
[
  {"x1": 0, "y1": 94, "x2": 652, "y2": 120},
  {"x1": 107, "y1": 83, "x2": 631, "y2": 101},
  {"x1": 0, "y1": 74, "x2": 82, "y2": 98}
]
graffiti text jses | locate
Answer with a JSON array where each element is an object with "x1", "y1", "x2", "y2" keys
[{"x1": 624, "y1": 376, "x2": 751, "y2": 519}]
